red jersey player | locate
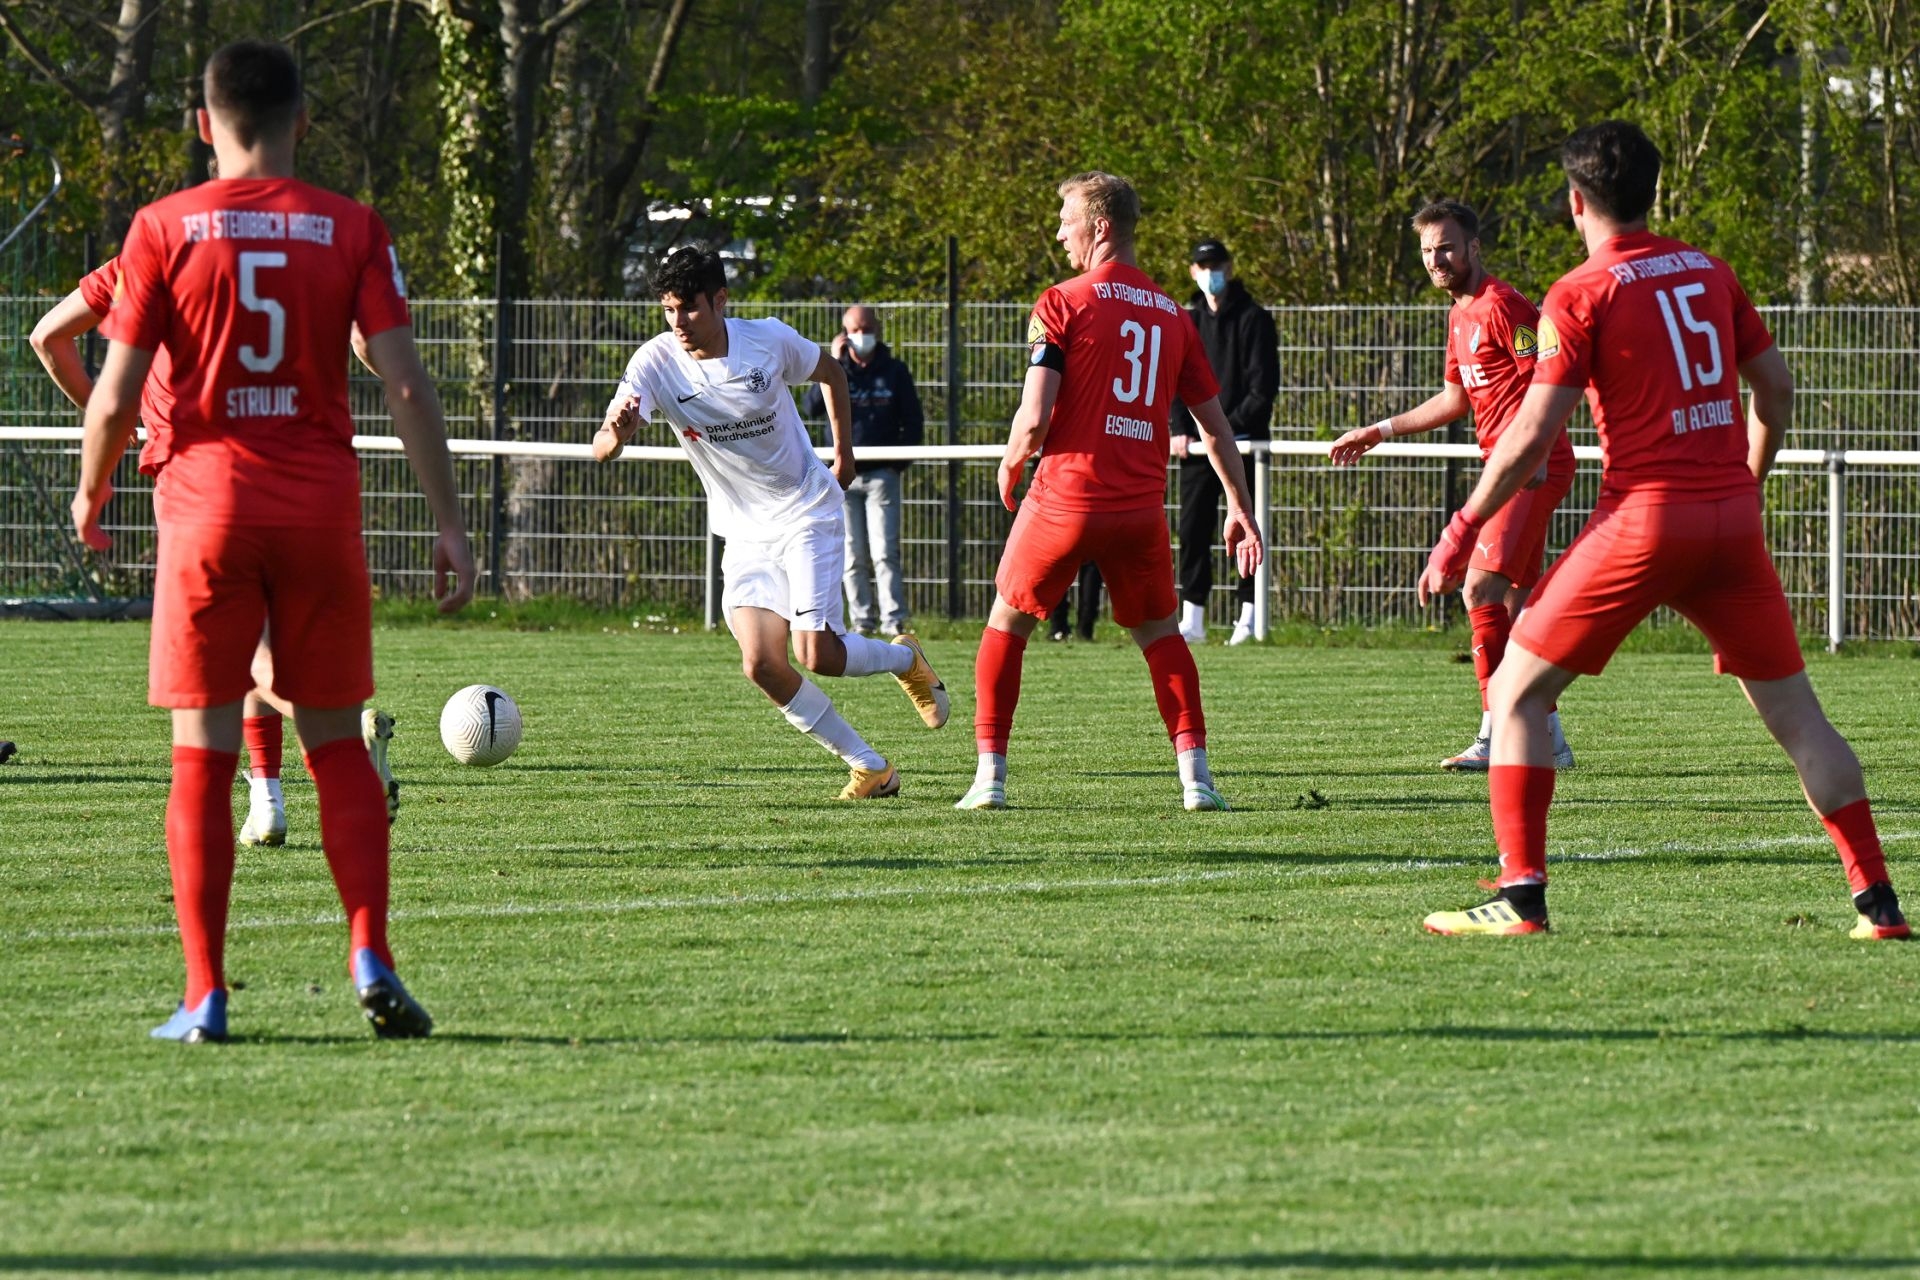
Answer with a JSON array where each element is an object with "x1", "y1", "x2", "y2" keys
[
  {"x1": 33, "y1": 262, "x2": 404, "y2": 849},
  {"x1": 1330, "y1": 200, "x2": 1578, "y2": 772},
  {"x1": 72, "y1": 40, "x2": 477, "y2": 1042},
  {"x1": 1416, "y1": 120, "x2": 1907, "y2": 940},
  {"x1": 957, "y1": 171, "x2": 1264, "y2": 812}
]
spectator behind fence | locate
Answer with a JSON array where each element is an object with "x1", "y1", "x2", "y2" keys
[
  {"x1": 1170, "y1": 239, "x2": 1279, "y2": 646},
  {"x1": 805, "y1": 306, "x2": 925, "y2": 636}
]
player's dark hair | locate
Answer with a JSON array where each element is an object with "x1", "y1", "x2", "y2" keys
[
  {"x1": 1058, "y1": 171, "x2": 1139, "y2": 245},
  {"x1": 650, "y1": 246, "x2": 728, "y2": 305},
  {"x1": 1412, "y1": 200, "x2": 1479, "y2": 241},
  {"x1": 204, "y1": 40, "x2": 303, "y2": 146},
  {"x1": 1561, "y1": 121, "x2": 1662, "y2": 224}
]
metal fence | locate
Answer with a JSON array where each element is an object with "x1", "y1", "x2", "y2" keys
[{"x1": 5, "y1": 297, "x2": 1919, "y2": 637}]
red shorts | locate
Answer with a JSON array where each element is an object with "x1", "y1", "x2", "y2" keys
[
  {"x1": 996, "y1": 500, "x2": 1176, "y2": 628},
  {"x1": 150, "y1": 521, "x2": 375, "y2": 709},
  {"x1": 1511, "y1": 492, "x2": 1804, "y2": 680},
  {"x1": 1469, "y1": 450, "x2": 1576, "y2": 590}
]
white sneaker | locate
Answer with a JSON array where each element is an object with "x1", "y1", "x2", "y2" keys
[
  {"x1": 239, "y1": 798, "x2": 287, "y2": 847},
  {"x1": 362, "y1": 709, "x2": 399, "y2": 824},
  {"x1": 1178, "y1": 602, "x2": 1206, "y2": 644},
  {"x1": 1440, "y1": 736, "x2": 1491, "y2": 772},
  {"x1": 1228, "y1": 621, "x2": 1254, "y2": 646},
  {"x1": 954, "y1": 782, "x2": 1007, "y2": 810},
  {"x1": 1183, "y1": 782, "x2": 1230, "y2": 811}
]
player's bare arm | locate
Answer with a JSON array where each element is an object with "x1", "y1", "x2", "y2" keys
[
  {"x1": 594, "y1": 395, "x2": 641, "y2": 462},
  {"x1": 30, "y1": 289, "x2": 103, "y2": 410},
  {"x1": 362, "y1": 325, "x2": 476, "y2": 614},
  {"x1": 1741, "y1": 346, "x2": 1794, "y2": 482},
  {"x1": 810, "y1": 349, "x2": 857, "y2": 488},
  {"x1": 72, "y1": 341, "x2": 152, "y2": 551},
  {"x1": 1188, "y1": 394, "x2": 1266, "y2": 578},
  {"x1": 999, "y1": 365, "x2": 1061, "y2": 512},
  {"x1": 1416, "y1": 381, "x2": 1583, "y2": 606},
  {"x1": 1328, "y1": 383, "x2": 1470, "y2": 465}
]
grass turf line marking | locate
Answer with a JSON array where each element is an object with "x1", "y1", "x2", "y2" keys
[{"x1": 12, "y1": 830, "x2": 1908, "y2": 945}]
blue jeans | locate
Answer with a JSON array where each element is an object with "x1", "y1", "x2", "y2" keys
[{"x1": 843, "y1": 467, "x2": 908, "y2": 633}]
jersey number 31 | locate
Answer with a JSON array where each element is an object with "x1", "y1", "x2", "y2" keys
[{"x1": 1113, "y1": 320, "x2": 1162, "y2": 407}]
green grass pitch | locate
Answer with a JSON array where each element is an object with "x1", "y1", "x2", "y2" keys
[{"x1": 3, "y1": 619, "x2": 1918, "y2": 1279}]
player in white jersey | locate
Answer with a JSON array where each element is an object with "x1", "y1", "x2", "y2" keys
[{"x1": 594, "y1": 247, "x2": 949, "y2": 798}]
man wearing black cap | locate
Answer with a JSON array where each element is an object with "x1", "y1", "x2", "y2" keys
[{"x1": 1171, "y1": 240, "x2": 1279, "y2": 645}]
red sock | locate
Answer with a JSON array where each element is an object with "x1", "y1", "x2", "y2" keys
[
  {"x1": 1468, "y1": 604, "x2": 1511, "y2": 711},
  {"x1": 304, "y1": 736, "x2": 393, "y2": 968},
  {"x1": 166, "y1": 746, "x2": 239, "y2": 1007},
  {"x1": 1490, "y1": 763, "x2": 1555, "y2": 885},
  {"x1": 1821, "y1": 798, "x2": 1889, "y2": 894},
  {"x1": 973, "y1": 626, "x2": 1027, "y2": 756},
  {"x1": 1143, "y1": 633, "x2": 1206, "y2": 752},
  {"x1": 243, "y1": 713, "x2": 282, "y2": 779}
]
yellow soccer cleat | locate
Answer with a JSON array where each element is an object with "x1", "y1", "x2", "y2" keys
[
  {"x1": 838, "y1": 763, "x2": 900, "y2": 800},
  {"x1": 1850, "y1": 883, "x2": 1911, "y2": 940},
  {"x1": 1422, "y1": 892, "x2": 1549, "y2": 936},
  {"x1": 891, "y1": 635, "x2": 950, "y2": 729},
  {"x1": 238, "y1": 797, "x2": 287, "y2": 847}
]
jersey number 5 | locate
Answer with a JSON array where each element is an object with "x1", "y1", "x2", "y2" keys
[
  {"x1": 237, "y1": 250, "x2": 288, "y2": 374},
  {"x1": 1113, "y1": 320, "x2": 1162, "y2": 407},
  {"x1": 1654, "y1": 284, "x2": 1723, "y2": 392}
]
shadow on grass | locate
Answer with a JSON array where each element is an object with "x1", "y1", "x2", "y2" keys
[{"x1": 4, "y1": 1249, "x2": 1917, "y2": 1273}]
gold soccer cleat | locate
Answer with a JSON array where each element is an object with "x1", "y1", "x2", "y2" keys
[
  {"x1": 839, "y1": 763, "x2": 901, "y2": 800},
  {"x1": 891, "y1": 635, "x2": 950, "y2": 729}
]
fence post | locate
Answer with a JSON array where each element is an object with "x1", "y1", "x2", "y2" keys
[
  {"x1": 705, "y1": 529, "x2": 722, "y2": 630},
  {"x1": 1252, "y1": 444, "x2": 1271, "y2": 641},
  {"x1": 1827, "y1": 451, "x2": 1846, "y2": 652},
  {"x1": 945, "y1": 235, "x2": 964, "y2": 620},
  {"x1": 489, "y1": 234, "x2": 511, "y2": 598}
]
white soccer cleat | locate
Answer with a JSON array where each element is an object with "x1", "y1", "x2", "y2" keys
[
  {"x1": 954, "y1": 782, "x2": 1007, "y2": 810},
  {"x1": 1440, "y1": 736, "x2": 1491, "y2": 772},
  {"x1": 1183, "y1": 782, "x2": 1230, "y2": 811},
  {"x1": 362, "y1": 709, "x2": 399, "y2": 824},
  {"x1": 1549, "y1": 714, "x2": 1575, "y2": 770},
  {"x1": 239, "y1": 797, "x2": 287, "y2": 847}
]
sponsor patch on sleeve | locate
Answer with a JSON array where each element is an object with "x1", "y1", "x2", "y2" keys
[
  {"x1": 1026, "y1": 313, "x2": 1051, "y2": 347},
  {"x1": 1534, "y1": 316, "x2": 1559, "y2": 359},
  {"x1": 1512, "y1": 325, "x2": 1538, "y2": 358}
]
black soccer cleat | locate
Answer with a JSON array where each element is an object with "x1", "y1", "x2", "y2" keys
[
  {"x1": 352, "y1": 948, "x2": 434, "y2": 1038},
  {"x1": 0, "y1": 740, "x2": 17, "y2": 765}
]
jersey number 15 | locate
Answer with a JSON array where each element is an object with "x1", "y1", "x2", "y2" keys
[{"x1": 1654, "y1": 284, "x2": 1723, "y2": 392}]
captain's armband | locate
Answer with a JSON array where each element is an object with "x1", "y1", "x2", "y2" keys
[{"x1": 1029, "y1": 342, "x2": 1065, "y2": 372}]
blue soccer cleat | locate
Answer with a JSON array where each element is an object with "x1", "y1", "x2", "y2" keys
[
  {"x1": 352, "y1": 948, "x2": 434, "y2": 1039},
  {"x1": 150, "y1": 989, "x2": 229, "y2": 1043}
]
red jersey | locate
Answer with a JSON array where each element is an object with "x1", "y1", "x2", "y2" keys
[
  {"x1": 1025, "y1": 261, "x2": 1219, "y2": 511},
  {"x1": 1533, "y1": 230, "x2": 1774, "y2": 502},
  {"x1": 1444, "y1": 274, "x2": 1574, "y2": 477},
  {"x1": 80, "y1": 257, "x2": 177, "y2": 476},
  {"x1": 101, "y1": 177, "x2": 412, "y2": 528}
]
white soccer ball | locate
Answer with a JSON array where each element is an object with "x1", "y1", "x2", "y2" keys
[{"x1": 439, "y1": 684, "x2": 523, "y2": 767}]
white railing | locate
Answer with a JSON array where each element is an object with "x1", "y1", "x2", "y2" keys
[{"x1": 2, "y1": 426, "x2": 1897, "y2": 650}]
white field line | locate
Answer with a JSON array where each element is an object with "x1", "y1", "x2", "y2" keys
[{"x1": 12, "y1": 830, "x2": 1909, "y2": 945}]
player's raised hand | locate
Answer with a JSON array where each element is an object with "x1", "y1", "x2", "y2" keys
[
  {"x1": 433, "y1": 528, "x2": 478, "y2": 615},
  {"x1": 1224, "y1": 506, "x2": 1265, "y2": 579},
  {"x1": 593, "y1": 395, "x2": 641, "y2": 462},
  {"x1": 71, "y1": 483, "x2": 112, "y2": 551},
  {"x1": 1328, "y1": 422, "x2": 1386, "y2": 466},
  {"x1": 1417, "y1": 507, "x2": 1484, "y2": 606}
]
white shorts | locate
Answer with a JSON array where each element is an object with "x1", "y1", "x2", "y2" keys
[{"x1": 721, "y1": 516, "x2": 847, "y2": 634}]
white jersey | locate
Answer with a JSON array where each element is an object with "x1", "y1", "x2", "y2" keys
[{"x1": 614, "y1": 317, "x2": 840, "y2": 541}]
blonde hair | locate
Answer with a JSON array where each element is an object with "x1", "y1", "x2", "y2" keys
[{"x1": 1058, "y1": 171, "x2": 1139, "y2": 245}]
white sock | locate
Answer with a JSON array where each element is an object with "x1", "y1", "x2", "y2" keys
[
  {"x1": 248, "y1": 775, "x2": 284, "y2": 808},
  {"x1": 1180, "y1": 601, "x2": 1205, "y2": 631},
  {"x1": 839, "y1": 632, "x2": 914, "y2": 678},
  {"x1": 780, "y1": 680, "x2": 886, "y2": 771},
  {"x1": 973, "y1": 752, "x2": 1007, "y2": 789},
  {"x1": 1235, "y1": 602, "x2": 1254, "y2": 628},
  {"x1": 1178, "y1": 747, "x2": 1213, "y2": 789},
  {"x1": 1477, "y1": 710, "x2": 1493, "y2": 740}
]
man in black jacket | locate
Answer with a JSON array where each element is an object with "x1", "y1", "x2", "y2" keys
[
  {"x1": 805, "y1": 306, "x2": 925, "y2": 635},
  {"x1": 1171, "y1": 240, "x2": 1279, "y2": 645}
]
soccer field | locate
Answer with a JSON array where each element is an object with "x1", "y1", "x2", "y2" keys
[{"x1": 3, "y1": 620, "x2": 1918, "y2": 1279}]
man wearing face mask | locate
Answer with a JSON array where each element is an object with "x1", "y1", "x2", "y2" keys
[
  {"x1": 806, "y1": 305, "x2": 925, "y2": 637},
  {"x1": 1170, "y1": 241, "x2": 1279, "y2": 645}
]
